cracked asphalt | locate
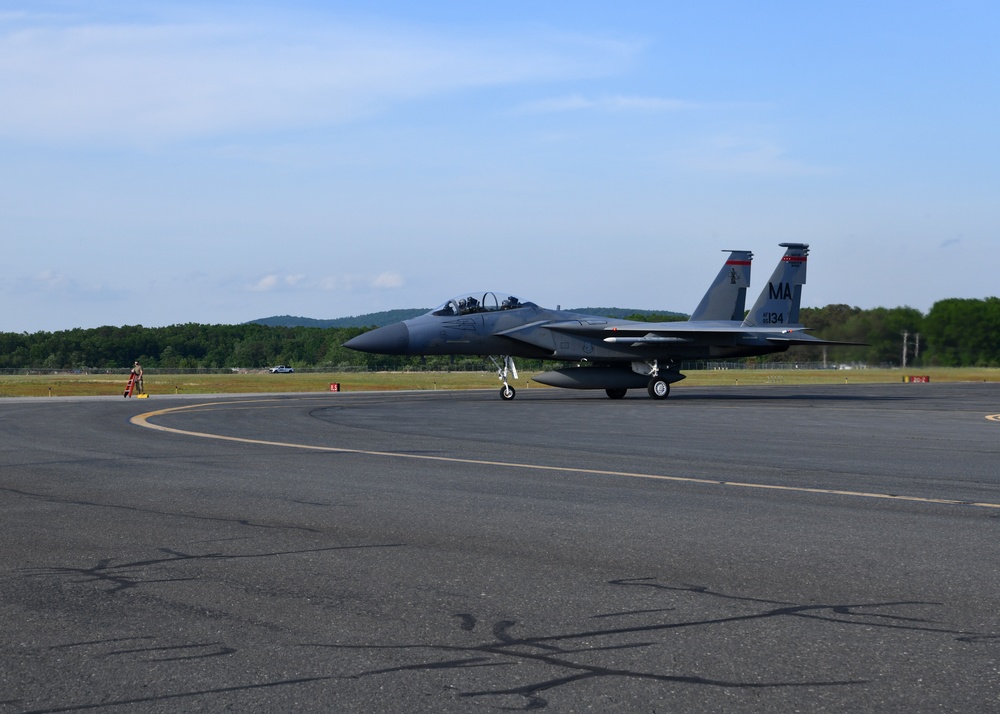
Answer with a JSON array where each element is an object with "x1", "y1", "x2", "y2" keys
[{"x1": 3, "y1": 383, "x2": 1000, "y2": 712}]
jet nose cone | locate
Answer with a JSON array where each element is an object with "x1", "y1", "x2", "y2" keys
[{"x1": 343, "y1": 322, "x2": 410, "y2": 355}]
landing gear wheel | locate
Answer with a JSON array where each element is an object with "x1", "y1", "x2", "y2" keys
[
  {"x1": 605, "y1": 387, "x2": 627, "y2": 399},
  {"x1": 500, "y1": 385, "x2": 516, "y2": 401},
  {"x1": 647, "y1": 377, "x2": 670, "y2": 400}
]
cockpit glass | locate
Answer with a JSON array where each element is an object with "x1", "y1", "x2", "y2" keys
[{"x1": 431, "y1": 292, "x2": 529, "y2": 316}]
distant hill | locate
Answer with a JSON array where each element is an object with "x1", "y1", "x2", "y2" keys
[
  {"x1": 249, "y1": 310, "x2": 429, "y2": 329},
  {"x1": 569, "y1": 308, "x2": 687, "y2": 320},
  {"x1": 250, "y1": 307, "x2": 687, "y2": 329}
]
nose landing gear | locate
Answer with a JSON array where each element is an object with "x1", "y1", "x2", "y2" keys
[{"x1": 491, "y1": 355, "x2": 518, "y2": 400}]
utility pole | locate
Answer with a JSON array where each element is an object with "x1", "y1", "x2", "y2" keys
[{"x1": 901, "y1": 331, "x2": 922, "y2": 368}]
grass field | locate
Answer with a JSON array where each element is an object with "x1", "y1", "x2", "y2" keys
[{"x1": 1, "y1": 368, "x2": 997, "y2": 398}]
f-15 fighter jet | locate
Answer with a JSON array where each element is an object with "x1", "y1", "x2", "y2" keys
[{"x1": 345, "y1": 244, "x2": 855, "y2": 400}]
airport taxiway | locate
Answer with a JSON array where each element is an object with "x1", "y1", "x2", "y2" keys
[{"x1": 2, "y1": 383, "x2": 999, "y2": 711}]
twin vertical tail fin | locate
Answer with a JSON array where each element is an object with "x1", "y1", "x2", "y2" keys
[
  {"x1": 742, "y1": 243, "x2": 809, "y2": 327},
  {"x1": 689, "y1": 250, "x2": 754, "y2": 322}
]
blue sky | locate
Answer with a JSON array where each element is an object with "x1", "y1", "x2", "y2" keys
[{"x1": 2, "y1": 1, "x2": 997, "y2": 332}]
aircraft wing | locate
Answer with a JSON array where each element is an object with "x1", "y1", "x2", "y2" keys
[
  {"x1": 492, "y1": 321, "x2": 561, "y2": 353},
  {"x1": 543, "y1": 319, "x2": 752, "y2": 335},
  {"x1": 540, "y1": 320, "x2": 865, "y2": 347},
  {"x1": 756, "y1": 334, "x2": 869, "y2": 347}
]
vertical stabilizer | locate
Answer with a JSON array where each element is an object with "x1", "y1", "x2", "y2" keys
[
  {"x1": 742, "y1": 243, "x2": 809, "y2": 327},
  {"x1": 689, "y1": 250, "x2": 753, "y2": 322}
]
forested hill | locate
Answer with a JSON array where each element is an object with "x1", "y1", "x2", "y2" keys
[
  {"x1": 2, "y1": 298, "x2": 998, "y2": 370},
  {"x1": 567, "y1": 308, "x2": 687, "y2": 320},
  {"x1": 250, "y1": 307, "x2": 686, "y2": 328},
  {"x1": 250, "y1": 309, "x2": 429, "y2": 328}
]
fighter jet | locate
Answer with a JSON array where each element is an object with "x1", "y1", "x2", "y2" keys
[{"x1": 344, "y1": 244, "x2": 854, "y2": 400}]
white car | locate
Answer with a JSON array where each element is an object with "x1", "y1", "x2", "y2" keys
[{"x1": 269, "y1": 365, "x2": 294, "y2": 373}]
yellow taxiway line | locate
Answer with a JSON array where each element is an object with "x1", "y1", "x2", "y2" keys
[{"x1": 132, "y1": 399, "x2": 1000, "y2": 510}]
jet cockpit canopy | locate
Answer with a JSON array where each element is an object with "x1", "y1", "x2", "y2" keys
[{"x1": 431, "y1": 292, "x2": 533, "y2": 317}]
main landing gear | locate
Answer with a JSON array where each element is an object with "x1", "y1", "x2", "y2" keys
[
  {"x1": 647, "y1": 376, "x2": 670, "y2": 400},
  {"x1": 600, "y1": 359, "x2": 677, "y2": 400},
  {"x1": 603, "y1": 380, "x2": 672, "y2": 400},
  {"x1": 644, "y1": 359, "x2": 671, "y2": 400},
  {"x1": 491, "y1": 355, "x2": 518, "y2": 400}
]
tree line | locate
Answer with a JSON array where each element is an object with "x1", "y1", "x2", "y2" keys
[
  {"x1": 792, "y1": 298, "x2": 1000, "y2": 367},
  {"x1": 1, "y1": 298, "x2": 997, "y2": 370}
]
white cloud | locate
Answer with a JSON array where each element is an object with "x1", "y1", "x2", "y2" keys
[
  {"x1": 17, "y1": 268, "x2": 127, "y2": 304},
  {"x1": 0, "y1": 8, "x2": 637, "y2": 144},
  {"x1": 317, "y1": 272, "x2": 404, "y2": 291},
  {"x1": 372, "y1": 271, "x2": 403, "y2": 289},
  {"x1": 248, "y1": 273, "x2": 309, "y2": 291},
  {"x1": 250, "y1": 274, "x2": 278, "y2": 291},
  {"x1": 320, "y1": 275, "x2": 361, "y2": 292},
  {"x1": 677, "y1": 136, "x2": 829, "y2": 177},
  {"x1": 516, "y1": 94, "x2": 702, "y2": 114},
  {"x1": 35, "y1": 269, "x2": 68, "y2": 288}
]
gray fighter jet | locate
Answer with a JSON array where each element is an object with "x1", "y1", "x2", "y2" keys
[{"x1": 345, "y1": 244, "x2": 854, "y2": 400}]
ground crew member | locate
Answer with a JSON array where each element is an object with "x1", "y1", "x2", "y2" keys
[{"x1": 131, "y1": 361, "x2": 144, "y2": 394}]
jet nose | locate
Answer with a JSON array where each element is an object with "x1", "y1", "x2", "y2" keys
[{"x1": 343, "y1": 322, "x2": 410, "y2": 355}]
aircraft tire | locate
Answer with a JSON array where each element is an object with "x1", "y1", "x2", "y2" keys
[
  {"x1": 605, "y1": 388, "x2": 627, "y2": 399},
  {"x1": 647, "y1": 377, "x2": 670, "y2": 400},
  {"x1": 500, "y1": 385, "x2": 516, "y2": 401}
]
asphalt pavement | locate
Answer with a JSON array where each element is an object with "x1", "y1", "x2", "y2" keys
[{"x1": 2, "y1": 383, "x2": 1000, "y2": 712}]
